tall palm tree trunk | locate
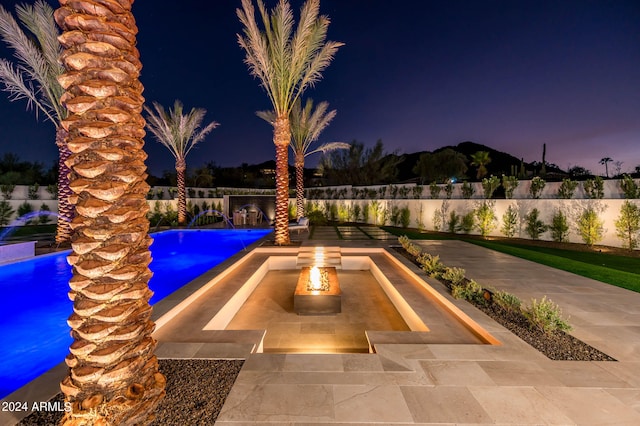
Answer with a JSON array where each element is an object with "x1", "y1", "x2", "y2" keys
[
  {"x1": 55, "y1": 127, "x2": 74, "y2": 244},
  {"x1": 176, "y1": 157, "x2": 187, "y2": 226},
  {"x1": 295, "y1": 154, "x2": 305, "y2": 219},
  {"x1": 55, "y1": 0, "x2": 165, "y2": 424},
  {"x1": 274, "y1": 116, "x2": 291, "y2": 245}
]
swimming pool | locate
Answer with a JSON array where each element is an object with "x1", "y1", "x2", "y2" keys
[{"x1": 0, "y1": 229, "x2": 270, "y2": 398}]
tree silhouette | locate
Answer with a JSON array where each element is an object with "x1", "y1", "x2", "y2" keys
[
  {"x1": 470, "y1": 151, "x2": 491, "y2": 179},
  {"x1": 599, "y1": 157, "x2": 612, "y2": 178}
]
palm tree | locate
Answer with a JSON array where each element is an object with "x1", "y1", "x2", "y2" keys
[
  {"x1": 145, "y1": 100, "x2": 218, "y2": 226},
  {"x1": 237, "y1": 0, "x2": 342, "y2": 245},
  {"x1": 258, "y1": 98, "x2": 348, "y2": 219},
  {"x1": 55, "y1": 1, "x2": 165, "y2": 423},
  {"x1": 470, "y1": 150, "x2": 491, "y2": 179},
  {"x1": 0, "y1": 1, "x2": 73, "y2": 244},
  {"x1": 599, "y1": 157, "x2": 612, "y2": 178}
]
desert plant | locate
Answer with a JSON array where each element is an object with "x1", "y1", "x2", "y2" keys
[
  {"x1": 405, "y1": 242, "x2": 422, "y2": 257},
  {"x1": 523, "y1": 296, "x2": 572, "y2": 334},
  {"x1": 525, "y1": 208, "x2": 547, "y2": 240},
  {"x1": 550, "y1": 210, "x2": 570, "y2": 242},
  {"x1": 400, "y1": 206, "x2": 411, "y2": 228},
  {"x1": 397, "y1": 235, "x2": 410, "y2": 248},
  {"x1": 441, "y1": 266, "x2": 466, "y2": 285},
  {"x1": 474, "y1": 201, "x2": 497, "y2": 237},
  {"x1": 481, "y1": 175, "x2": 500, "y2": 199},
  {"x1": 460, "y1": 211, "x2": 475, "y2": 234},
  {"x1": 1, "y1": 184, "x2": 15, "y2": 200},
  {"x1": 502, "y1": 175, "x2": 518, "y2": 199},
  {"x1": 615, "y1": 200, "x2": 640, "y2": 250},
  {"x1": 447, "y1": 211, "x2": 460, "y2": 233},
  {"x1": 28, "y1": 183, "x2": 39, "y2": 200},
  {"x1": 501, "y1": 205, "x2": 518, "y2": 237},
  {"x1": 416, "y1": 252, "x2": 445, "y2": 277},
  {"x1": 0, "y1": 200, "x2": 14, "y2": 225},
  {"x1": 577, "y1": 207, "x2": 604, "y2": 245},
  {"x1": 492, "y1": 290, "x2": 522, "y2": 313},
  {"x1": 619, "y1": 174, "x2": 638, "y2": 199},
  {"x1": 445, "y1": 181, "x2": 453, "y2": 199},
  {"x1": 529, "y1": 176, "x2": 546, "y2": 199},
  {"x1": 557, "y1": 178, "x2": 578, "y2": 199},
  {"x1": 584, "y1": 177, "x2": 604, "y2": 199},
  {"x1": 429, "y1": 182, "x2": 441, "y2": 199},
  {"x1": 451, "y1": 279, "x2": 484, "y2": 303},
  {"x1": 461, "y1": 181, "x2": 474, "y2": 199}
]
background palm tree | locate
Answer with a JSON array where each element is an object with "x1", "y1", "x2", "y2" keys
[
  {"x1": 145, "y1": 100, "x2": 218, "y2": 226},
  {"x1": 599, "y1": 157, "x2": 612, "y2": 178},
  {"x1": 0, "y1": 0, "x2": 73, "y2": 244},
  {"x1": 470, "y1": 150, "x2": 491, "y2": 179},
  {"x1": 55, "y1": 0, "x2": 165, "y2": 423},
  {"x1": 258, "y1": 98, "x2": 348, "y2": 219},
  {"x1": 237, "y1": 0, "x2": 342, "y2": 245}
]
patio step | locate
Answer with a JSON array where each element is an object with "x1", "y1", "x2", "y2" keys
[{"x1": 296, "y1": 246, "x2": 342, "y2": 268}]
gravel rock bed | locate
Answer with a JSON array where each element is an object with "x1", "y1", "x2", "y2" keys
[
  {"x1": 394, "y1": 246, "x2": 616, "y2": 361},
  {"x1": 19, "y1": 359, "x2": 243, "y2": 426}
]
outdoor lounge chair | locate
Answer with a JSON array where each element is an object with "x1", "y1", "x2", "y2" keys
[{"x1": 289, "y1": 217, "x2": 309, "y2": 234}]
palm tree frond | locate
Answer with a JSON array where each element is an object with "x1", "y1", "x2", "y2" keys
[
  {"x1": 305, "y1": 141, "x2": 350, "y2": 157},
  {"x1": 0, "y1": 58, "x2": 55, "y2": 122},
  {"x1": 256, "y1": 109, "x2": 276, "y2": 125}
]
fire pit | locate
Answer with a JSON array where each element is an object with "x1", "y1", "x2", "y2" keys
[{"x1": 294, "y1": 266, "x2": 341, "y2": 315}]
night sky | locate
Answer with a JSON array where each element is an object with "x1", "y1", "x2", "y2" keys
[{"x1": 0, "y1": 0, "x2": 639, "y2": 177}]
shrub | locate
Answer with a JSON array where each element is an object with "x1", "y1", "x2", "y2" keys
[
  {"x1": 433, "y1": 208, "x2": 444, "y2": 232},
  {"x1": 390, "y1": 205, "x2": 401, "y2": 226},
  {"x1": 416, "y1": 204, "x2": 426, "y2": 231},
  {"x1": 583, "y1": 177, "x2": 604, "y2": 199},
  {"x1": 163, "y1": 202, "x2": 178, "y2": 225},
  {"x1": 155, "y1": 188, "x2": 165, "y2": 199},
  {"x1": 550, "y1": 210, "x2": 570, "y2": 242},
  {"x1": 577, "y1": 207, "x2": 603, "y2": 246},
  {"x1": 1, "y1": 184, "x2": 15, "y2": 200},
  {"x1": 615, "y1": 200, "x2": 640, "y2": 250},
  {"x1": 460, "y1": 211, "x2": 475, "y2": 234},
  {"x1": 529, "y1": 176, "x2": 546, "y2": 199},
  {"x1": 501, "y1": 205, "x2": 518, "y2": 237},
  {"x1": 400, "y1": 206, "x2": 411, "y2": 228},
  {"x1": 492, "y1": 290, "x2": 522, "y2": 313},
  {"x1": 441, "y1": 266, "x2": 466, "y2": 285},
  {"x1": 405, "y1": 242, "x2": 422, "y2": 257},
  {"x1": 416, "y1": 252, "x2": 445, "y2": 277},
  {"x1": 481, "y1": 175, "x2": 500, "y2": 199},
  {"x1": 307, "y1": 209, "x2": 328, "y2": 225},
  {"x1": 447, "y1": 211, "x2": 460, "y2": 233},
  {"x1": 525, "y1": 208, "x2": 547, "y2": 240},
  {"x1": 523, "y1": 296, "x2": 572, "y2": 334},
  {"x1": 474, "y1": 201, "x2": 497, "y2": 237},
  {"x1": 369, "y1": 200, "x2": 381, "y2": 224},
  {"x1": 557, "y1": 178, "x2": 578, "y2": 199},
  {"x1": 619, "y1": 174, "x2": 638, "y2": 199},
  {"x1": 397, "y1": 235, "x2": 410, "y2": 248},
  {"x1": 0, "y1": 200, "x2": 14, "y2": 225},
  {"x1": 17, "y1": 201, "x2": 34, "y2": 224},
  {"x1": 38, "y1": 203, "x2": 52, "y2": 224},
  {"x1": 429, "y1": 182, "x2": 441, "y2": 199},
  {"x1": 502, "y1": 175, "x2": 518, "y2": 199},
  {"x1": 46, "y1": 184, "x2": 57, "y2": 199},
  {"x1": 399, "y1": 186, "x2": 410, "y2": 199},
  {"x1": 461, "y1": 181, "x2": 474, "y2": 199},
  {"x1": 445, "y1": 182, "x2": 453, "y2": 199},
  {"x1": 28, "y1": 184, "x2": 40, "y2": 200},
  {"x1": 353, "y1": 204, "x2": 361, "y2": 222},
  {"x1": 412, "y1": 184, "x2": 423, "y2": 199},
  {"x1": 451, "y1": 279, "x2": 484, "y2": 303},
  {"x1": 362, "y1": 203, "x2": 369, "y2": 223}
]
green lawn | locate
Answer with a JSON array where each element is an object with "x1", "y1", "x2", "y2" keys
[{"x1": 382, "y1": 227, "x2": 640, "y2": 293}]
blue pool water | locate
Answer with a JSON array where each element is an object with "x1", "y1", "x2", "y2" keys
[{"x1": 0, "y1": 229, "x2": 270, "y2": 398}]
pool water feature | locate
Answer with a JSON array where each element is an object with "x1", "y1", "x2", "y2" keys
[{"x1": 0, "y1": 229, "x2": 270, "y2": 399}]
